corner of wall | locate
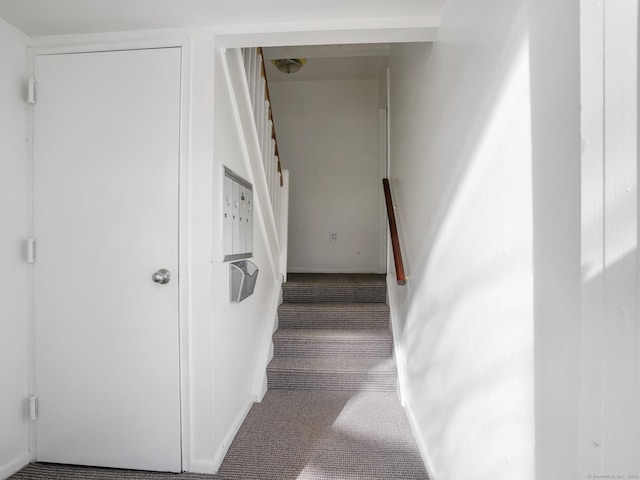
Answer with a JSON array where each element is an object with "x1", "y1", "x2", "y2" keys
[
  {"x1": 386, "y1": 274, "x2": 408, "y2": 406},
  {"x1": 0, "y1": 16, "x2": 30, "y2": 480}
]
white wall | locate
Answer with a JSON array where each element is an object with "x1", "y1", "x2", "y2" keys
[
  {"x1": 0, "y1": 17, "x2": 30, "y2": 479},
  {"x1": 529, "y1": 1, "x2": 582, "y2": 478},
  {"x1": 269, "y1": 79, "x2": 385, "y2": 273},
  {"x1": 387, "y1": 0, "x2": 534, "y2": 478},
  {"x1": 210, "y1": 46, "x2": 280, "y2": 470}
]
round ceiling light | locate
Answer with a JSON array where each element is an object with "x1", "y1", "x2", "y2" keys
[{"x1": 271, "y1": 58, "x2": 307, "y2": 74}]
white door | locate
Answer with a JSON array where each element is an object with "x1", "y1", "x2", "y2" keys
[{"x1": 33, "y1": 48, "x2": 182, "y2": 472}]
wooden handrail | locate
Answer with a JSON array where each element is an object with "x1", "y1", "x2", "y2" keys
[
  {"x1": 383, "y1": 179, "x2": 406, "y2": 286},
  {"x1": 257, "y1": 47, "x2": 283, "y2": 187}
]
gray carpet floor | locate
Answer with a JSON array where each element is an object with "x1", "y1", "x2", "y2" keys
[{"x1": 11, "y1": 390, "x2": 427, "y2": 480}]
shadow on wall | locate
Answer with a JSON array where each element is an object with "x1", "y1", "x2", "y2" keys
[{"x1": 389, "y1": 2, "x2": 534, "y2": 478}]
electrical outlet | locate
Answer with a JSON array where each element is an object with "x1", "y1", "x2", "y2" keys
[{"x1": 329, "y1": 231, "x2": 337, "y2": 242}]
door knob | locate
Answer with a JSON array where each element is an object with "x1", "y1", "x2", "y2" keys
[{"x1": 152, "y1": 269, "x2": 171, "y2": 284}]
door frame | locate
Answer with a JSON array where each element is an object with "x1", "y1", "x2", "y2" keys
[{"x1": 27, "y1": 38, "x2": 193, "y2": 470}]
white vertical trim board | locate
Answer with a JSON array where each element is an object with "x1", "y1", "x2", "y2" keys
[
  {"x1": 177, "y1": 37, "x2": 194, "y2": 473},
  {"x1": 279, "y1": 170, "x2": 290, "y2": 281},
  {"x1": 578, "y1": 0, "x2": 639, "y2": 476},
  {"x1": 578, "y1": 1, "x2": 605, "y2": 476}
]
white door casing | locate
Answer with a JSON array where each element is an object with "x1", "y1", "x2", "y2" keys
[{"x1": 33, "y1": 48, "x2": 182, "y2": 472}]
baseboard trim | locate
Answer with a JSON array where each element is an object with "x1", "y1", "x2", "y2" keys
[
  {"x1": 403, "y1": 402, "x2": 437, "y2": 480},
  {"x1": 211, "y1": 398, "x2": 254, "y2": 473},
  {"x1": 386, "y1": 274, "x2": 408, "y2": 406},
  {"x1": 187, "y1": 458, "x2": 218, "y2": 475},
  {"x1": 0, "y1": 452, "x2": 30, "y2": 480},
  {"x1": 386, "y1": 274, "x2": 436, "y2": 478}
]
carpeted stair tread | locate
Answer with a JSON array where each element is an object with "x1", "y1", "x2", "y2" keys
[
  {"x1": 284, "y1": 273, "x2": 386, "y2": 303},
  {"x1": 278, "y1": 303, "x2": 390, "y2": 329},
  {"x1": 267, "y1": 356, "x2": 397, "y2": 391},
  {"x1": 287, "y1": 273, "x2": 387, "y2": 284},
  {"x1": 269, "y1": 355, "x2": 396, "y2": 372},
  {"x1": 273, "y1": 328, "x2": 393, "y2": 357}
]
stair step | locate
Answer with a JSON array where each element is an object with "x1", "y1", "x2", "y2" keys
[
  {"x1": 273, "y1": 328, "x2": 393, "y2": 358},
  {"x1": 278, "y1": 303, "x2": 390, "y2": 329},
  {"x1": 268, "y1": 274, "x2": 396, "y2": 393},
  {"x1": 267, "y1": 356, "x2": 397, "y2": 392},
  {"x1": 284, "y1": 273, "x2": 387, "y2": 304}
]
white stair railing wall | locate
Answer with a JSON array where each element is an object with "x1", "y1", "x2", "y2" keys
[
  {"x1": 241, "y1": 47, "x2": 289, "y2": 281},
  {"x1": 221, "y1": 46, "x2": 290, "y2": 400},
  {"x1": 224, "y1": 46, "x2": 288, "y2": 276},
  {"x1": 221, "y1": 47, "x2": 287, "y2": 283}
]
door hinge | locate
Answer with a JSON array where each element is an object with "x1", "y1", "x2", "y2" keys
[
  {"x1": 29, "y1": 395, "x2": 38, "y2": 421},
  {"x1": 27, "y1": 78, "x2": 37, "y2": 105},
  {"x1": 27, "y1": 237, "x2": 36, "y2": 264}
]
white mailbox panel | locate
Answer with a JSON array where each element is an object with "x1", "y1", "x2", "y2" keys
[
  {"x1": 223, "y1": 166, "x2": 253, "y2": 261},
  {"x1": 245, "y1": 189, "x2": 253, "y2": 255},
  {"x1": 232, "y1": 180, "x2": 240, "y2": 254},
  {"x1": 223, "y1": 175, "x2": 233, "y2": 256},
  {"x1": 238, "y1": 185, "x2": 247, "y2": 254}
]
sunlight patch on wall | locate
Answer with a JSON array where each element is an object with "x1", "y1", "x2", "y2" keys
[{"x1": 400, "y1": 37, "x2": 534, "y2": 480}]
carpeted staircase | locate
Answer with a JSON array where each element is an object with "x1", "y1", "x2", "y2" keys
[{"x1": 268, "y1": 273, "x2": 397, "y2": 392}]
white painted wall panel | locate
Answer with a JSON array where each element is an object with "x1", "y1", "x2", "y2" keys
[
  {"x1": 269, "y1": 79, "x2": 385, "y2": 273},
  {"x1": 387, "y1": 0, "x2": 534, "y2": 478},
  {"x1": 0, "y1": 17, "x2": 29, "y2": 479},
  {"x1": 579, "y1": 0, "x2": 640, "y2": 476},
  {"x1": 578, "y1": 2, "x2": 605, "y2": 477},
  {"x1": 181, "y1": 32, "x2": 217, "y2": 473},
  {"x1": 529, "y1": 1, "x2": 582, "y2": 478},
  {"x1": 600, "y1": 2, "x2": 640, "y2": 471}
]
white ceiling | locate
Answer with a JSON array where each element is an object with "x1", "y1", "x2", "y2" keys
[
  {"x1": 266, "y1": 56, "x2": 388, "y2": 83},
  {"x1": 263, "y1": 44, "x2": 390, "y2": 82},
  {"x1": 0, "y1": 0, "x2": 445, "y2": 37}
]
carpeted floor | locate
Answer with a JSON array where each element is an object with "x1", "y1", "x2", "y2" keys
[
  {"x1": 11, "y1": 274, "x2": 428, "y2": 480},
  {"x1": 12, "y1": 391, "x2": 427, "y2": 480},
  {"x1": 216, "y1": 390, "x2": 427, "y2": 480}
]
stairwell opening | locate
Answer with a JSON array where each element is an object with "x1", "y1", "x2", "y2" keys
[{"x1": 261, "y1": 43, "x2": 393, "y2": 276}]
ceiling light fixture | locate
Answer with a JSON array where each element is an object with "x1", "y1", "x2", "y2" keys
[{"x1": 271, "y1": 58, "x2": 307, "y2": 74}]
